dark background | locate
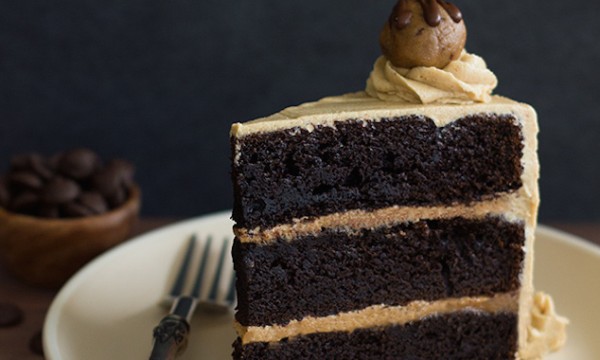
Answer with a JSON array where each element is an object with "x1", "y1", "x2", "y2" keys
[{"x1": 0, "y1": 0, "x2": 598, "y2": 221}]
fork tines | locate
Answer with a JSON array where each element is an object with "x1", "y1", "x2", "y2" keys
[{"x1": 168, "y1": 234, "x2": 236, "y2": 310}]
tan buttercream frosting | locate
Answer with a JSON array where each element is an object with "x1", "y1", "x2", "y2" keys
[
  {"x1": 231, "y1": 93, "x2": 531, "y2": 138},
  {"x1": 365, "y1": 51, "x2": 498, "y2": 104},
  {"x1": 520, "y1": 292, "x2": 568, "y2": 359},
  {"x1": 236, "y1": 292, "x2": 519, "y2": 345},
  {"x1": 235, "y1": 290, "x2": 566, "y2": 360},
  {"x1": 236, "y1": 192, "x2": 528, "y2": 244}
]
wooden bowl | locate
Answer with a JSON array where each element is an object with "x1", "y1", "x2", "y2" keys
[{"x1": 0, "y1": 186, "x2": 141, "y2": 289}]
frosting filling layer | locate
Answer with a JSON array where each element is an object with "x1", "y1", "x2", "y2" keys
[
  {"x1": 235, "y1": 292, "x2": 518, "y2": 344},
  {"x1": 232, "y1": 113, "x2": 523, "y2": 229},
  {"x1": 234, "y1": 291, "x2": 567, "y2": 360},
  {"x1": 233, "y1": 216, "x2": 525, "y2": 327},
  {"x1": 236, "y1": 192, "x2": 530, "y2": 243}
]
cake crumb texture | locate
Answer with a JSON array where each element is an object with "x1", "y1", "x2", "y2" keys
[
  {"x1": 232, "y1": 114, "x2": 523, "y2": 229},
  {"x1": 233, "y1": 216, "x2": 525, "y2": 326}
]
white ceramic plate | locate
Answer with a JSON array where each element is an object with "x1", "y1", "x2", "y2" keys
[{"x1": 44, "y1": 211, "x2": 600, "y2": 359}]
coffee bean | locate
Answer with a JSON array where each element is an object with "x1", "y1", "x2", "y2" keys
[
  {"x1": 63, "y1": 201, "x2": 94, "y2": 217},
  {"x1": 92, "y1": 167, "x2": 122, "y2": 197},
  {"x1": 29, "y1": 330, "x2": 44, "y2": 356},
  {"x1": 10, "y1": 192, "x2": 39, "y2": 212},
  {"x1": 57, "y1": 148, "x2": 99, "y2": 180},
  {"x1": 40, "y1": 177, "x2": 81, "y2": 204},
  {"x1": 106, "y1": 186, "x2": 127, "y2": 208},
  {"x1": 107, "y1": 159, "x2": 135, "y2": 187},
  {"x1": 0, "y1": 302, "x2": 24, "y2": 327},
  {"x1": 79, "y1": 191, "x2": 108, "y2": 214},
  {"x1": 29, "y1": 154, "x2": 54, "y2": 180},
  {"x1": 9, "y1": 171, "x2": 44, "y2": 190}
]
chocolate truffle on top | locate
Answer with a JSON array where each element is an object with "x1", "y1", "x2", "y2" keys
[{"x1": 380, "y1": 0, "x2": 466, "y2": 69}]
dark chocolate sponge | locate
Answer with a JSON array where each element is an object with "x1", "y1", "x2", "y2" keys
[
  {"x1": 232, "y1": 114, "x2": 523, "y2": 229},
  {"x1": 233, "y1": 216, "x2": 524, "y2": 327}
]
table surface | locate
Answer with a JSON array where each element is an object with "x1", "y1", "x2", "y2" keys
[{"x1": 1, "y1": 219, "x2": 599, "y2": 359}]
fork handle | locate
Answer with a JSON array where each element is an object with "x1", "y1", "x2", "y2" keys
[{"x1": 149, "y1": 314, "x2": 190, "y2": 360}]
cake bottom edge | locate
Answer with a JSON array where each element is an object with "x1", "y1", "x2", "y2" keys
[{"x1": 233, "y1": 311, "x2": 518, "y2": 360}]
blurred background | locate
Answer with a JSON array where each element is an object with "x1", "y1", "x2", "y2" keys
[{"x1": 0, "y1": 0, "x2": 598, "y2": 221}]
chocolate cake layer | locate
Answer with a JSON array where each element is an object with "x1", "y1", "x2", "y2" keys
[
  {"x1": 233, "y1": 311, "x2": 518, "y2": 359},
  {"x1": 232, "y1": 114, "x2": 524, "y2": 229},
  {"x1": 233, "y1": 216, "x2": 525, "y2": 326}
]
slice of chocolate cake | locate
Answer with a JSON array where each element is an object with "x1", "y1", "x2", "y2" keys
[{"x1": 230, "y1": 1, "x2": 566, "y2": 359}]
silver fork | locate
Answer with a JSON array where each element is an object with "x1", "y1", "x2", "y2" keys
[{"x1": 149, "y1": 234, "x2": 236, "y2": 360}]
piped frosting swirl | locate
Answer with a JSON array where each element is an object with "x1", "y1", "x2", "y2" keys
[
  {"x1": 520, "y1": 292, "x2": 568, "y2": 359},
  {"x1": 366, "y1": 51, "x2": 498, "y2": 104}
]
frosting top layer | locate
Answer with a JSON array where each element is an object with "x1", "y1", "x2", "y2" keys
[
  {"x1": 366, "y1": 52, "x2": 498, "y2": 104},
  {"x1": 231, "y1": 92, "x2": 532, "y2": 138}
]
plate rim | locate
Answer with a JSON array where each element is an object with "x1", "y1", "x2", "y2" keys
[
  {"x1": 43, "y1": 210, "x2": 232, "y2": 359},
  {"x1": 537, "y1": 224, "x2": 600, "y2": 258}
]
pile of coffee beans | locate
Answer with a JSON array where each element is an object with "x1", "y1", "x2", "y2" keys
[{"x1": 0, "y1": 149, "x2": 135, "y2": 218}]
